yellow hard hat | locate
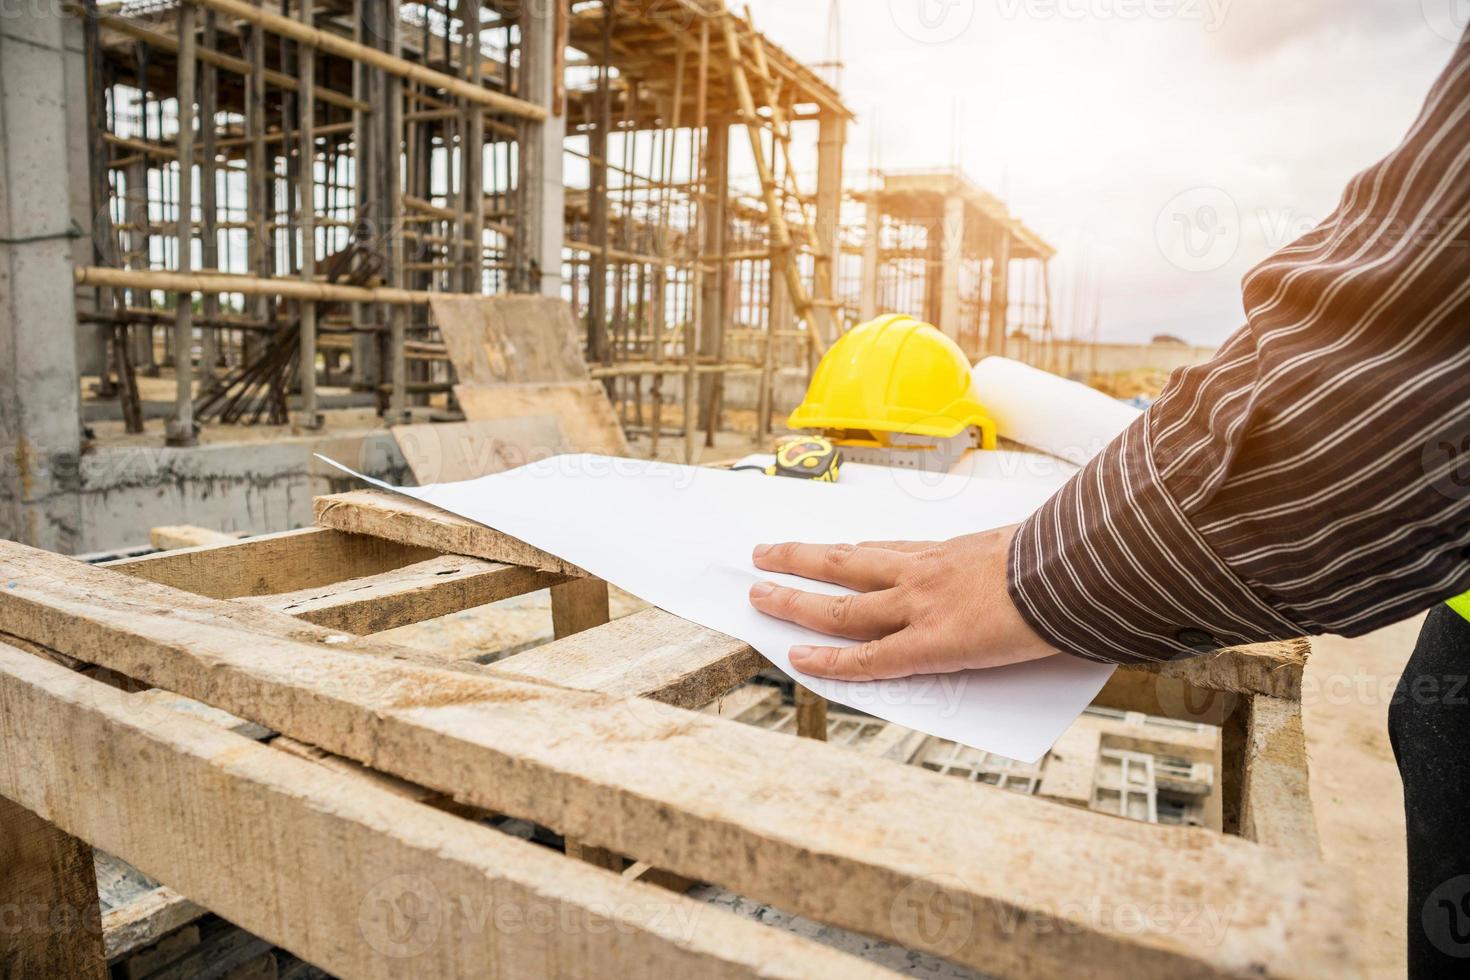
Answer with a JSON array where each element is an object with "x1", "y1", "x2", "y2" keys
[{"x1": 788, "y1": 314, "x2": 997, "y2": 448}]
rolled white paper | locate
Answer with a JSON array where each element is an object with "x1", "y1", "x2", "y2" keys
[{"x1": 971, "y1": 356, "x2": 1143, "y2": 467}]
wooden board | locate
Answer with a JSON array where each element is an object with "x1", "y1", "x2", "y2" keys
[
  {"x1": 0, "y1": 646, "x2": 881, "y2": 980},
  {"x1": 314, "y1": 489, "x2": 585, "y2": 576},
  {"x1": 0, "y1": 541, "x2": 1361, "y2": 980},
  {"x1": 148, "y1": 526, "x2": 242, "y2": 550},
  {"x1": 113, "y1": 514, "x2": 758, "y2": 709},
  {"x1": 430, "y1": 294, "x2": 588, "y2": 386},
  {"x1": 249, "y1": 555, "x2": 567, "y2": 634},
  {"x1": 0, "y1": 794, "x2": 106, "y2": 978},
  {"x1": 391, "y1": 415, "x2": 571, "y2": 485},
  {"x1": 1233, "y1": 694, "x2": 1320, "y2": 856},
  {"x1": 455, "y1": 382, "x2": 628, "y2": 456},
  {"x1": 103, "y1": 526, "x2": 436, "y2": 598},
  {"x1": 497, "y1": 607, "x2": 768, "y2": 709}
]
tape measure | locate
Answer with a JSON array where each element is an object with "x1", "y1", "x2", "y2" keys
[{"x1": 764, "y1": 436, "x2": 841, "y2": 482}]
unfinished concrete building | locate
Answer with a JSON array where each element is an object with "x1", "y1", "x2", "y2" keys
[
  {"x1": 1, "y1": 0, "x2": 848, "y2": 553},
  {"x1": 851, "y1": 169, "x2": 1055, "y2": 362}
]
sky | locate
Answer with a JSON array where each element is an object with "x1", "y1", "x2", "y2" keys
[{"x1": 741, "y1": 0, "x2": 1467, "y2": 345}]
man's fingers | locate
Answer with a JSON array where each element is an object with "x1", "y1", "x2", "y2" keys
[
  {"x1": 787, "y1": 629, "x2": 923, "y2": 681},
  {"x1": 748, "y1": 581, "x2": 908, "y2": 639},
  {"x1": 752, "y1": 541, "x2": 908, "y2": 591},
  {"x1": 855, "y1": 540, "x2": 938, "y2": 554}
]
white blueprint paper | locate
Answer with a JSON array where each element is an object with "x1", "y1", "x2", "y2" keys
[{"x1": 319, "y1": 452, "x2": 1115, "y2": 762}]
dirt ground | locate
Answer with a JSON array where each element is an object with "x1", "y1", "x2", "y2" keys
[{"x1": 1303, "y1": 615, "x2": 1421, "y2": 977}]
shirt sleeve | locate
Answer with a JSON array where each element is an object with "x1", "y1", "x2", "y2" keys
[{"x1": 1007, "y1": 39, "x2": 1470, "y2": 666}]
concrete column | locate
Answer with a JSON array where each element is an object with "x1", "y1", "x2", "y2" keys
[
  {"x1": 0, "y1": 6, "x2": 85, "y2": 550},
  {"x1": 938, "y1": 193, "x2": 964, "y2": 341},
  {"x1": 859, "y1": 195, "x2": 880, "y2": 322},
  {"x1": 987, "y1": 226, "x2": 1012, "y2": 355},
  {"x1": 349, "y1": 0, "x2": 378, "y2": 390},
  {"x1": 522, "y1": 1, "x2": 566, "y2": 299},
  {"x1": 813, "y1": 111, "x2": 845, "y2": 343},
  {"x1": 64, "y1": 12, "x2": 101, "y2": 378},
  {"x1": 166, "y1": 3, "x2": 198, "y2": 447}
]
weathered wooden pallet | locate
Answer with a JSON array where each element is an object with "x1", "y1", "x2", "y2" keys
[{"x1": 0, "y1": 489, "x2": 1356, "y2": 979}]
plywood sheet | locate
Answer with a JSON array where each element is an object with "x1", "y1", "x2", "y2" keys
[
  {"x1": 454, "y1": 381, "x2": 628, "y2": 455},
  {"x1": 430, "y1": 294, "x2": 588, "y2": 385},
  {"x1": 392, "y1": 415, "x2": 571, "y2": 484}
]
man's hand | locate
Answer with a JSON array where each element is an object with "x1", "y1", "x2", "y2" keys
[{"x1": 747, "y1": 525, "x2": 1059, "y2": 681}]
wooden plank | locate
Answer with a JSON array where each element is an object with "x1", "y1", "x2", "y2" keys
[
  {"x1": 1235, "y1": 695, "x2": 1321, "y2": 857},
  {"x1": 0, "y1": 646, "x2": 880, "y2": 979},
  {"x1": 250, "y1": 555, "x2": 567, "y2": 634},
  {"x1": 496, "y1": 608, "x2": 767, "y2": 708},
  {"x1": 1146, "y1": 639, "x2": 1307, "y2": 700},
  {"x1": 314, "y1": 490, "x2": 586, "y2": 576},
  {"x1": 147, "y1": 526, "x2": 241, "y2": 550},
  {"x1": 548, "y1": 577, "x2": 618, "y2": 868},
  {"x1": 0, "y1": 543, "x2": 1362, "y2": 979},
  {"x1": 1092, "y1": 639, "x2": 1307, "y2": 723},
  {"x1": 391, "y1": 416, "x2": 571, "y2": 484},
  {"x1": 793, "y1": 684, "x2": 827, "y2": 741},
  {"x1": 430, "y1": 294, "x2": 589, "y2": 386},
  {"x1": 103, "y1": 526, "x2": 436, "y2": 598},
  {"x1": 550, "y1": 578, "x2": 612, "y2": 639},
  {"x1": 102, "y1": 887, "x2": 204, "y2": 963},
  {"x1": 454, "y1": 382, "x2": 629, "y2": 456},
  {"x1": 0, "y1": 794, "x2": 106, "y2": 978}
]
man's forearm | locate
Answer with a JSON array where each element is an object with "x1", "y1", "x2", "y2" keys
[{"x1": 1009, "y1": 38, "x2": 1470, "y2": 665}]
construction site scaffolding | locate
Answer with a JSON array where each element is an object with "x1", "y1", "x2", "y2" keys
[{"x1": 71, "y1": 0, "x2": 852, "y2": 459}]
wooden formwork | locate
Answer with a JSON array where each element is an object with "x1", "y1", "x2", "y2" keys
[{"x1": 0, "y1": 490, "x2": 1359, "y2": 978}]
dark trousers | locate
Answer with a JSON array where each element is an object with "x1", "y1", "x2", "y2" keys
[{"x1": 1390, "y1": 604, "x2": 1470, "y2": 977}]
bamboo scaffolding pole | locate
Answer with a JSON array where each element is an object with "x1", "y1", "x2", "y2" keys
[
  {"x1": 719, "y1": 15, "x2": 813, "y2": 339},
  {"x1": 744, "y1": 11, "x2": 835, "y2": 358},
  {"x1": 73, "y1": 266, "x2": 476, "y2": 305},
  {"x1": 183, "y1": 0, "x2": 547, "y2": 121}
]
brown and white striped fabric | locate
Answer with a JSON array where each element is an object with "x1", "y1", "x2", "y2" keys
[{"x1": 1008, "y1": 36, "x2": 1470, "y2": 666}]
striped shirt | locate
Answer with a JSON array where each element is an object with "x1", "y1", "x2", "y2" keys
[{"x1": 1008, "y1": 36, "x2": 1470, "y2": 666}]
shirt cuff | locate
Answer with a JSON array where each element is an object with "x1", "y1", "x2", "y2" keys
[{"x1": 1006, "y1": 413, "x2": 1306, "y2": 666}]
